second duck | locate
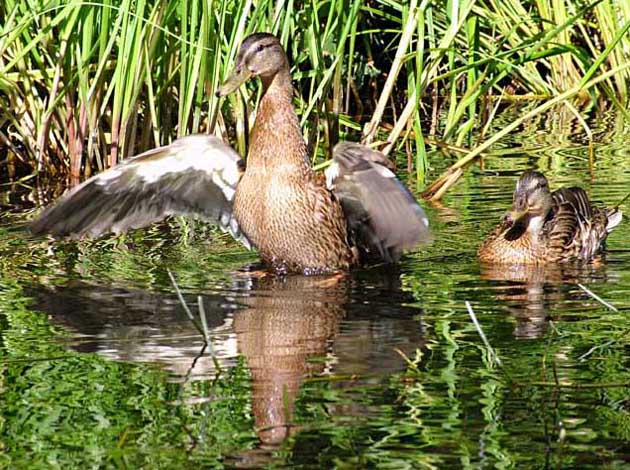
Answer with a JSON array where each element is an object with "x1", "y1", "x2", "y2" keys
[{"x1": 478, "y1": 170, "x2": 622, "y2": 264}]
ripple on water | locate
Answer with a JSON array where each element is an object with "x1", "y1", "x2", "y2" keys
[{"x1": 2, "y1": 112, "x2": 630, "y2": 468}]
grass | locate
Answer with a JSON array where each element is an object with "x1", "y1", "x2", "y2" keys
[{"x1": 1, "y1": 0, "x2": 630, "y2": 196}]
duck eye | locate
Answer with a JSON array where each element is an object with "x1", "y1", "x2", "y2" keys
[{"x1": 256, "y1": 43, "x2": 265, "y2": 52}]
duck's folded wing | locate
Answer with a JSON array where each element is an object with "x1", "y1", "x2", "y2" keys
[
  {"x1": 547, "y1": 187, "x2": 594, "y2": 252},
  {"x1": 553, "y1": 187, "x2": 593, "y2": 219},
  {"x1": 31, "y1": 134, "x2": 251, "y2": 248},
  {"x1": 326, "y1": 142, "x2": 431, "y2": 262}
]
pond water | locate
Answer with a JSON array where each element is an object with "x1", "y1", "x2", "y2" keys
[{"x1": 1, "y1": 108, "x2": 630, "y2": 468}]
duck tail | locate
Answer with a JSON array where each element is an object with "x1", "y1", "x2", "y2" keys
[
  {"x1": 606, "y1": 208, "x2": 623, "y2": 233},
  {"x1": 606, "y1": 191, "x2": 630, "y2": 233}
]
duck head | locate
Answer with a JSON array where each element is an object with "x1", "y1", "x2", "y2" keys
[
  {"x1": 506, "y1": 170, "x2": 553, "y2": 236},
  {"x1": 216, "y1": 33, "x2": 288, "y2": 97}
]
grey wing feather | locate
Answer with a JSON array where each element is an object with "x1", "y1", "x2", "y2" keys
[
  {"x1": 31, "y1": 134, "x2": 251, "y2": 248},
  {"x1": 326, "y1": 142, "x2": 431, "y2": 262}
]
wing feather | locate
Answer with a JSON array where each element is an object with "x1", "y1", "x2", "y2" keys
[
  {"x1": 31, "y1": 134, "x2": 250, "y2": 248},
  {"x1": 547, "y1": 187, "x2": 604, "y2": 258},
  {"x1": 326, "y1": 142, "x2": 431, "y2": 262}
]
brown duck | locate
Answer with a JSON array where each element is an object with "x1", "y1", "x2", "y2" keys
[
  {"x1": 32, "y1": 33, "x2": 430, "y2": 275},
  {"x1": 478, "y1": 170, "x2": 622, "y2": 264}
]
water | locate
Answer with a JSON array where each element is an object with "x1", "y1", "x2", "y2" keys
[{"x1": 2, "y1": 109, "x2": 630, "y2": 468}]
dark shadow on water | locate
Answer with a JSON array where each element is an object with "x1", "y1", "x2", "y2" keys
[{"x1": 25, "y1": 265, "x2": 425, "y2": 463}]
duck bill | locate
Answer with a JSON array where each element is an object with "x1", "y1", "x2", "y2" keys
[
  {"x1": 216, "y1": 67, "x2": 252, "y2": 97},
  {"x1": 508, "y1": 209, "x2": 530, "y2": 224},
  {"x1": 508, "y1": 210, "x2": 527, "y2": 222}
]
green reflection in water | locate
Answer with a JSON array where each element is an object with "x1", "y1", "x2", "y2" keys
[{"x1": 1, "y1": 109, "x2": 630, "y2": 468}]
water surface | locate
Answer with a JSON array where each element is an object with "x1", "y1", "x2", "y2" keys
[{"x1": 1, "y1": 109, "x2": 630, "y2": 468}]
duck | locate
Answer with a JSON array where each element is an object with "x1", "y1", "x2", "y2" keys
[
  {"x1": 31, "y1": 32, "x2": 431, "y2": 275},
  {"x1": 477, "y1": 170, "x2": 622, "y2": 264}
]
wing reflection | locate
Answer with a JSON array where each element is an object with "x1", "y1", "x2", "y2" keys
[
  {"x1": 26, "y1": 280, "x2": 240, "y2": 377},
  {"x1": 26, "y1": 267, "x2": 425, "y2": 454}
]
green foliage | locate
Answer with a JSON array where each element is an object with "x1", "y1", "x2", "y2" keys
[{"x1": 2, "y1": 0, "x2": 630, "y2": 186}]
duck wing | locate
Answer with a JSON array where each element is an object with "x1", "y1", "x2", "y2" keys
[
  {"x1": 325, "y1": 142, "x2": 431, "y2": 263},
  {"x1": 546, "y1": 187, "x2": 608, "y2": 258},
  {"x1": 31, "y1": 134, "x2": 250, "y2": 248}
]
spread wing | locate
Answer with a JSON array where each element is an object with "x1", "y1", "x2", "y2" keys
[
  {"x1": 325, "y1": 142, "x2": 431, "y2": 263},
  {"x1": 31, "y1": 134, "x2": 250, "y2": 248}
]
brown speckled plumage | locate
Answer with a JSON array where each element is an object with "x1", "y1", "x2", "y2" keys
[
  {"x1": 224, "y1": 33, "x2": 428, "y2": 274},
  {"x1": 231, "y1": 44, "x2": 354, "y2": 273},
  {"x1": 478, "y1": 171, "x2": 622, "y2": 264}
]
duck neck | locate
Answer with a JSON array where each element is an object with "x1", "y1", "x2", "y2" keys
[
  {"x1": 528, "y1": 198, "x2": 552, "y2": 238},
  {"x1": 247, "y1": 68, "x2": 310, "y2": 173},
  {"x1": 527, "y1": 214, "x2": 546, "y2": 238}
]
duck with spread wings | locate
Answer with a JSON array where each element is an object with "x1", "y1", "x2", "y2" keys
[{"x1": 32, "y1": 33, "x2": 431, "y2": 275}]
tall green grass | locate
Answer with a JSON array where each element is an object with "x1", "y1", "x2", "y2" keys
[{"x1": 1, "y1": 0, "x2": 629, "y2": 196}]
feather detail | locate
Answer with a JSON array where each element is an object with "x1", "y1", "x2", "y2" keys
[
  {"x1": 327, "y1": 142, "x2": 431, "y2": 263},
  {"x1": 31, "y1": 135, "x2": 251, "y2": 248}
]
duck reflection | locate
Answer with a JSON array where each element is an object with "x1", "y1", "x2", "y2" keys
[
  {"x1": 479, "y1": 261, "x2": 612, "y2": 338},
  {"x1": 232, "y1": 274, "x2": 345, "y2": 446},
  {"x1": 27, "y1": 267, "x2": 424, "y2": 454},
  {"x1": 232, "y1": 269, "x2": 425, "y2": 462}
]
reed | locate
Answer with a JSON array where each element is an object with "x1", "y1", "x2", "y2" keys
[{"x1": 1, "y1": 0, "x2": 629, "y2": 194}]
